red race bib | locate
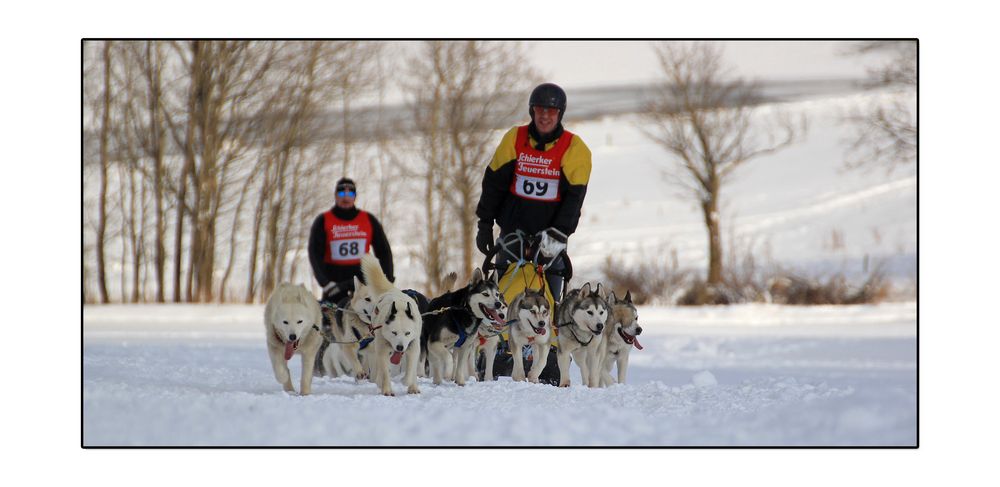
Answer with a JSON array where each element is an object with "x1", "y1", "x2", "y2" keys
[
  {"x1": 509, "y1": 125, "x2": 573, "y2": 202},
  {"x1": 322, "y1": 210, "x2": 373, "y2": 265}
]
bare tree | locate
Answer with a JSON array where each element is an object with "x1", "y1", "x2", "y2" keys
[
  {"x1": 403, "y1": 41, "x2": 536, "y2": 286},
  {"x1": 125, "y1": 41, "x2": 170, "y2": 303},
  {"x1": 160, "y1": 40, "x2": 281, "y2": 302},
  {"x1": 81, "y1": 41, "x2": 390, "y2": 303},
  {"x1": 843, "y1": 41, "x2": 917, "y2": 172},
  {"x1": 94, "y1": 41, "x2": 114, "y2": 303},
  {"x1": 640, "y1": 42, "x2": 804, "y2": 286}
]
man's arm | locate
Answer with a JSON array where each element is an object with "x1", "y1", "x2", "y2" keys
[
  {"x1": 369, "y1": 215, "x2": 394, "y2": 282},
  {"x1": 552, "y1": 135, "x2": 593, "y2": 237},
  {"x1": 308, "y1": 215, "x2": 333, "y2": 287},
  {"x1": 475, "y1": 127, "x2": 519, "y2": 227}
]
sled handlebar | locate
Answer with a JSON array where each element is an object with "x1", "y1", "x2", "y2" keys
[{"x1": 480, "y1": 231, "x2": 573, "y2": 286}]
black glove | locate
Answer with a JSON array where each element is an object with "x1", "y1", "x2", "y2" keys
[{"x1": 476, "y1": 223, "x2": 495, "y2": 255}]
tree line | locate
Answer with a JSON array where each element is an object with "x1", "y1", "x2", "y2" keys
[
  {"x1": 83, "y1": 40, "x2": 534, "y2": 304},
  {"x1": 83, "y1": 40, "x2": 913, "y2": 305}
]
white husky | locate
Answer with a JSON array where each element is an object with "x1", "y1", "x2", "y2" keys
[
  {"x1": 265, "y1": 283, "x2": 323, "y2": 395},
  {"x1": 598, "y1": 290, "x2": 643, "y2": 387},
  {"x1": 360, "y1": 253, "x2": 423, "y2": 396}
]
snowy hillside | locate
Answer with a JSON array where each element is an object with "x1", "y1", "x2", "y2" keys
[
  {"x1": 385, "y1": 87, "x2": 917, "y2": 293},
  {"x1": 83, "y1": 302, "x2": 915, "y2": 446}
]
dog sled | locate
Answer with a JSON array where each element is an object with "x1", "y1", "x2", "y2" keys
[{"x1": 478, "y1": 229, "x2": 573, "y2": 385}]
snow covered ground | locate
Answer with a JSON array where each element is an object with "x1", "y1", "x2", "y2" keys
[{"x1": 83, "y1": 301, "x2": 916, "y2": 446}]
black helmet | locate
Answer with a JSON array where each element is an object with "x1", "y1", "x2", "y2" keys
[{"x1": 528, "y1": 83, "x2": 567, "y2": 112}]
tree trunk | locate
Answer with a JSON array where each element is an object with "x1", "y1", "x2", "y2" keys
[
  {"x1": 245, "y1": 162, "x2": 271, "y2": 303},
  {"x1": 95, "y1": 41, "x2": 112, "y2": 304},
  {"x1": 146, "y1": 41, "x2": 167, "y2": 303},
  {"x1": 701, "y1": 195, "x2": 723, "y2": 286}
]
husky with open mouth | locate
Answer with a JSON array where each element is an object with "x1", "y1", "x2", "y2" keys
[
  {"x1": 507, "y1": 288, "x2": 554, "y2": 383},
  {"x1": 460, "y1": 297, "x2": 508, "y2": 383},
  {"x1": 598, "y1": 290, "x2": 643, "y2": 387},
  {"x1": 265, "y1": 283, "x2": 323, "y2": 395},
  {"x1": 555, "y1": 282, "x2": 609, "y2": 388},
  {"x1": 317, "y1": 275, "x2": 378, "y2": 381},
  {"x1": 422, "y1": 268, "x2": 506, "y2": 386},
  {"x1": 360, "y1": 254, "x2": 423, "y2": 396}
]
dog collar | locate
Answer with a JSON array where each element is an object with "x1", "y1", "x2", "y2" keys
[{"x1": 566, "y1": 326, "x2": 594, "y2": 346}]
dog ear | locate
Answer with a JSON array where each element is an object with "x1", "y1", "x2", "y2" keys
[
  {"x1": 580, "y1": 282, "x2": 591, "y2": 295},
  {"x1": 353, "y1": 275, "x2": 363, "y2": 291},
  {"x1": 624, "y1": 290, "x2": 633, "y2": 304},
  {"x1": 608, "y1": 290, "x2": 618, "y2": 305},
  {"x1": 595, "y1": 282, "x2": 605, "y2": 298},
  {"x1": 490, "y1": 269, "x2": 498, "y2": 285},
  {"x1": 386, "y1": 301, "x2": 397, "y2": 324},
  {"x1": 405, "y1": 301, "x2": 414, "y2": 320},
  {"x1": 471, "y1": 268, "x2": 484, "y2": 285}
]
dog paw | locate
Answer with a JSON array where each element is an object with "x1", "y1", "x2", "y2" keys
[
  {"x1": 528, "y1": 377, "x2": 539, "y2": 384},
  {"x1": 559, "y1": 382, "x2": 570, "y2": 388},
  {"x1": 408, "y1": 386, "x2": 421, "y2": 395},
  {"x1": 382, "y1": 391, "x2": 395, "y2": 397}
]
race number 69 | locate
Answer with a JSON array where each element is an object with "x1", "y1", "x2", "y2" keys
[{"x1": 522, "y1": 179, "x2": 549, "y2": 196}]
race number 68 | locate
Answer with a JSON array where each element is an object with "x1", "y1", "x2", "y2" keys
[{"x1": 338, "y1": 241, "x2": 360, "y2": 257}]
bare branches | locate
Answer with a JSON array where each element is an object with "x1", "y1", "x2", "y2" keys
[
  {"x1": 843, "y1": 40, "x2": 917, "y2": 172},
  {"x1": 640, "y1": 41, "x2": 805, "y2": 284},
  {"x1": 403, "y1": 41, "x2": 537, "y2": 288}
]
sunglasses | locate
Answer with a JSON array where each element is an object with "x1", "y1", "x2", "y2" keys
[{"x1": 337, "y1": 190, "x2": 356, "y2": 198}]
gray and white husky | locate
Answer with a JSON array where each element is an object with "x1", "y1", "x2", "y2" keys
[
  {"x1": 318, "y1": 275, "x2": 377, "y2": 381},
  {"x1": 458, "y1": 297, "x2": 508, "y2": 383},
  {"x1": 555, "y1": 282, "x2": 608, "y2": 388},
  {"x1": 507, "y1": 289, "x2": 553, "y2": 383},
  {"x1": 598, "y1": 290, "x2": 643, "y2": 387}
]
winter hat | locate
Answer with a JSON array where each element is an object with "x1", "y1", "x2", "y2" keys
[{"x1": 336, "y1": 178, "x2": 357, "y2": 193}]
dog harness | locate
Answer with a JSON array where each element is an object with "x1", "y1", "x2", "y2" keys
[
  {"x1": 452, "y1": 312, "x2": 479, "y2": 348},
  {"x1": 556, "y1": 321, "x2": 595, "y2": 346}
]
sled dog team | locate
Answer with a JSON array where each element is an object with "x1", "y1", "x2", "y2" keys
[{"x1": 264, "y1": 254, "x2": 643, "y2": 396}]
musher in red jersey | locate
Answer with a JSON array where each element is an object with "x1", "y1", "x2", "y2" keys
[{"x1": 308, "y1": 177, "x2": 394, "y2": 304}]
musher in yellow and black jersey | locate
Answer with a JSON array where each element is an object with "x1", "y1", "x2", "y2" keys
[
  {"x1": 308, "y1": 177, "x2": 394, "y2": 305},
  {"x1": 475, "y1": 83, "x2": 592, "y2": 300}
]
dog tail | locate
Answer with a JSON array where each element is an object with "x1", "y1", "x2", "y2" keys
[
  {"x1": 442, "y1": 271, "x2": 458, "y2": 292},
  {"x1": 361, "y1": 253, "x2": 394, "y2": 295}
]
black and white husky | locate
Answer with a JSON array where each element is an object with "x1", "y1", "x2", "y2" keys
[
  {"x1": 507, "y1": 289, "x2": 554, "y2": 383},
  {"x1": 598, "y1": 290, "x2": 643, "y2": 387},
  {"x1": 421, "y1": 268, "x2": 506, "y2": 386},
  {"x1": 555, "y1": 282, "x2": 609, "y2": 388},
  {"x1": 360, "y1": 254, "x2": 423, "y2": 396}
]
